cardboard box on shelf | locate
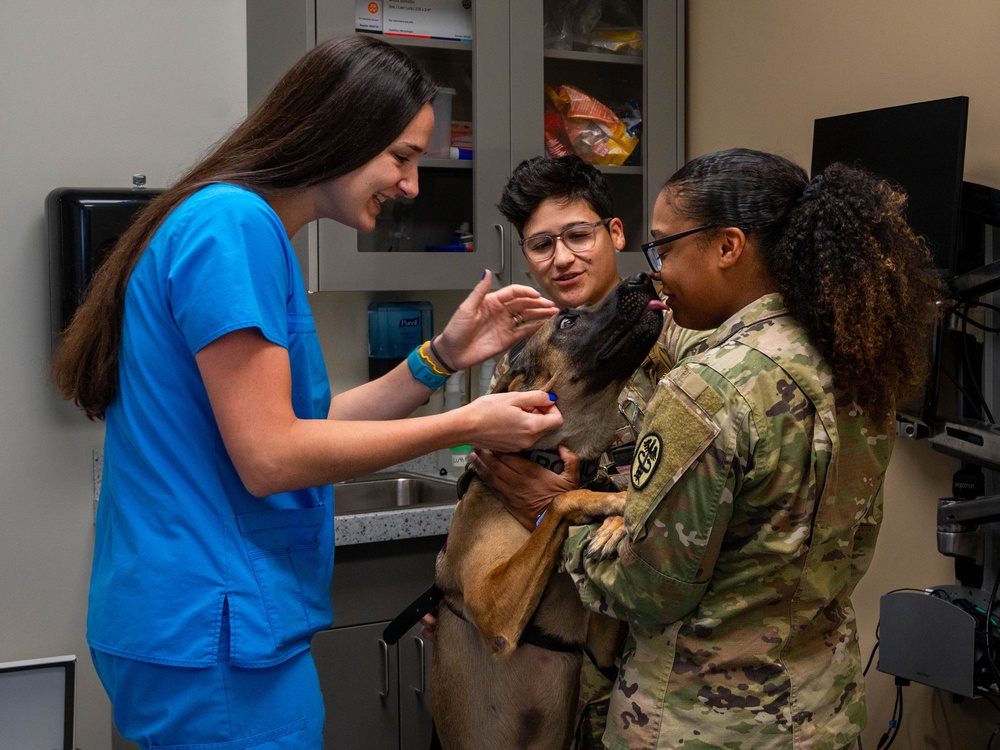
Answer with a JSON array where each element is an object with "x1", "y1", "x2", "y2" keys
[
  {"x1": 355, "y1": 0, "x2": 383, "y2": 32},
  {"x1": 451, "y1": 120, "x2": 473, "y2": 149},
  {"x1": 384, "y1": 0, "x2": 472, "y2": 42}
]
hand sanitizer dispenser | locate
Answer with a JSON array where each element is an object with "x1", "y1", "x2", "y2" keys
[{"x1": 367, "y1": 301, "x2": 432, "y2": 380}]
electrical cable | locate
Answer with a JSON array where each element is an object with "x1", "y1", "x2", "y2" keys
[
  {"x1": 938, "y1": 365, "x2": 991, "y2": 424},
  {"x1": 979, "y1": 689, "x2": 1000, "y2": 750},
  {"x1": 948, "y1": 296, "x2": 1000, "y2": 333},
  {"x1": 959, "y1": 303, "x2": 996, "y2": 423},
  {"x1": 988, "y1": 722, "x2": 1000, "y2": 750},
  {"x1": 876, "y1": 682, "x2": 903, "y2": 749},
  {"x1": 863, "y1": 622, "x2": 880, "y2": 677},
  {"x1": 987, "y1": 568, "x2": 1000, "y2": 689}
]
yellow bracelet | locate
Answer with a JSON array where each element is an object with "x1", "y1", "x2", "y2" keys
[{"x1": 418, "y1": 341, "x2": 452, "y2": 377}]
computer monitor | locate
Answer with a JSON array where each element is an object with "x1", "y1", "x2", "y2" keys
[
  {"x1": 0, "y1": 655, "x2": 76, "y2": 750},
  {"x1": 811, "y1": 96, "x2": 969, "y2": 278}
]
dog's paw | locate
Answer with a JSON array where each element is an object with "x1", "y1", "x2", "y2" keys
[
  {"x1": 557, "y1": 489, "x2": 626, "y2": 525},
  {"x1": 585, "y1": 516, "x2": 625, "y2": 560}
]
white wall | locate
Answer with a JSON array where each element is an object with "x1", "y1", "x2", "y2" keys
[
  {"x1": 687, "y1": 2, "x2": 1000, "y2": 746},
  {"x1": 0, "y1": 4, "x2": 246, "y2": 747}
]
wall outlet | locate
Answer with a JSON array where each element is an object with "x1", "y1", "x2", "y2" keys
[{"x1": 93, "y1": 448, "x2": 103, "y2": 522}]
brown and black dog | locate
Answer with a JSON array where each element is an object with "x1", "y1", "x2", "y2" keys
[{"x1": 430, "y1": 273, "x2": 666, "y2": 750}]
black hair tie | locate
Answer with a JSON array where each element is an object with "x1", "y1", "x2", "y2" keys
[{"x1": 801, "y1": 174, "x2": 824, "y2": 201}]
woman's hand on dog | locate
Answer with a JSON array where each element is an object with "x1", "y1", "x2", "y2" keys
[
  {"x1": 434, "y1": 270, "x2": 558, "y2": 370},
  {"x1": 460, "y1": 391, "x2": 563, "y2": 453},
  {"x1": 470, "y1": 445, "x2": 581, "y2": 531}
]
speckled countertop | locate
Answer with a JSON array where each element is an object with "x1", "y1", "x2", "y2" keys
[
  {"x1": 333, "y1": 455, "x2": 457, "y2": 547},
  {"x1": 334, "y1": 502, "x2": 455, "y2": 546}
]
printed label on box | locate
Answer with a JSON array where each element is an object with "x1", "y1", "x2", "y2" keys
[
  {"x1": 451, "y1": 120, "x2": 473, "y2": 148},
  {"x1": 356, "y1": 0, "x2": 383, "y2": 32},
  {"x1": 384, "y1": 0, "x2": 472, "y2": 42}
]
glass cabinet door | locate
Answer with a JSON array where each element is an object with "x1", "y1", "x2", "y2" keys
[
  {"x1": 508, "y1": 0, "x2": 685, "y2": 287},
  {"x1": 248, "y1": 0, "x2": 683, "y2": 293},
  {"x1": 313, "y1": 1, "x2": 511, "y2": 292}
]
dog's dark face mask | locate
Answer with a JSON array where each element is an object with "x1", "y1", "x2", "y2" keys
[{"x1": 501, "y1": 272, "x2": 667, "y2": 398}]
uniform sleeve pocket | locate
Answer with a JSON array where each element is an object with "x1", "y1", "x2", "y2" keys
[{"x1": 624, "y1": 368, "x2": 722, "y2": 539}]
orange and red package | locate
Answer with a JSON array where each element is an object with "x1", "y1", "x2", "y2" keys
[{"x1": 543, "y1": 84, "x2": 639, "y2": 166}]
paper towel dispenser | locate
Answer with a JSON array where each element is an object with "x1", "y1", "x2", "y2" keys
[{"x1": 45, "y1": 177, "x2": 161, "y2": 345}]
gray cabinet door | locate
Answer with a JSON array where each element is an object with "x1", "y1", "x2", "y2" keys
[
  {"x1": 508, "y1": 0, "x2": 686, "y2": 285},
  {"x1": 398, "y1": 624, "x2": 435, "y2": 750},
  {"x1": 311, "y1": 2, "x2": 514, "y2": 292},
  {"x1": 313, "y1": 623, "x2": 400, "y2": 749},
  {"x1": 248, "y1": 0, "x2": 685, "y2": 292}
]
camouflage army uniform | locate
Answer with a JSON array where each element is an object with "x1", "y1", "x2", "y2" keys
[
  {"x1": 562, "y1": 294, "x2": 891, "y2": 750},
  {"x1": 491, "y1": 303, "x2": 706, "y2": 749}
]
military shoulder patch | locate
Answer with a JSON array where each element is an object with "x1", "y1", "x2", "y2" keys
[{"x1": 631, "y1": 433, "x2": 663, "y2": 490}]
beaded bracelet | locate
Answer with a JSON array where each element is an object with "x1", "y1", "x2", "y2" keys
[{"x1": 407, "y1": 341, "x2": 451, "y2": 390}]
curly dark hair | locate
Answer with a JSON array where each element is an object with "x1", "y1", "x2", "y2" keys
[{"x1": 664, "y1": 148, "x2": 943, "y2": 429}]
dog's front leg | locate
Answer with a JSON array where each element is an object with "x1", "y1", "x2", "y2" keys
[{"x1": 466, "y1": 489, "x2": 625, "y2": 657}]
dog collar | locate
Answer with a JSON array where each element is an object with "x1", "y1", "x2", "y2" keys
[
  {"x1": 443, "y1": 595, "x2": 580, "y2": 654},
  {"x1": 516, "y1": 448, "x2": 600, "y2": 486}
]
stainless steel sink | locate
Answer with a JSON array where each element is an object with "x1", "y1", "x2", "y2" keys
[{"x1": 333, "y1": 471, "x2": 457, "y2": 515}]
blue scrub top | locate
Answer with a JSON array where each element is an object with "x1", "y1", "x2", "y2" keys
[{"x1": 87, "y1": 185, "x2": 334, "y2": 668}]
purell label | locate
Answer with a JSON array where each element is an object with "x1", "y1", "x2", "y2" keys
[{"x1": 399, "y1": 317, "x2": 420, "y2": 327}]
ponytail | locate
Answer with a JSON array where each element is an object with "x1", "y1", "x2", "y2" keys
[{"x1": 662, "y1": 148, "x2": 942, "y2": 427}]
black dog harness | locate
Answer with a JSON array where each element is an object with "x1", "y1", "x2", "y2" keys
[{"x1": 515, "y1": 448, "x2": 600, "y2": 486}]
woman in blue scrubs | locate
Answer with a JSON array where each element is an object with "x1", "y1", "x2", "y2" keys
[{"x1": 52, "y1": 34, "x2": 562, "y2": 750}]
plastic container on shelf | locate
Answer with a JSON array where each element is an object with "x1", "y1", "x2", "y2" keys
[{"x1": 427, "y1": 87, "x2": 456, "y2": 158}]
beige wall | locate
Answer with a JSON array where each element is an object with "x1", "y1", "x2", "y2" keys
[{"x1": 686, "y1": 2, "x2": 1000, "y2": 746}]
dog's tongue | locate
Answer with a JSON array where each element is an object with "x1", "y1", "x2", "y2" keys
[{"x1": 646, "y1": 299, "x2": 668, "y2": 311}]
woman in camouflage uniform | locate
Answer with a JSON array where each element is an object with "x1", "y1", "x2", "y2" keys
[
  {"x1": 515, "y1": 148, "x2": 941, "y2": 749},
  {"x1": 472, "y1": 155, "x2": 703, "y2": 748}
]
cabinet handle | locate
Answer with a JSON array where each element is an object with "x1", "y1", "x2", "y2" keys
[
  {"x1": 378, "y1": 638, "x2": 389, "y2": 698},
  {"x1": 493, "y1": 223, "x2": 505, "y2": 277},
  {"x1": 413, "y1": 636, "x2": 426, "y2": 695}
]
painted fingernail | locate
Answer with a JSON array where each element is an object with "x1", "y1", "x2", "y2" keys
[
  {"x1": 481, "y1": 269, "x2": 488, "y2": 279},
  {"x1": 548, "y1": 392, "x2": 558, "y2": 402}
]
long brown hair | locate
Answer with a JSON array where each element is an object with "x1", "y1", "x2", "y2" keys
[
  {"x1": 663, "y1": 147, "x2": 943, "y2": 429},
  {"x1": 52, "y1": 35, "x2": 436, "y2": 419}
]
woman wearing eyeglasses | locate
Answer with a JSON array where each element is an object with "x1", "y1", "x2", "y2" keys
[
  {"x1": 463, "y1": 154, "x2": 705, "y2": 749},
  {"x1": 50, "y1": 35, "x2": 564, "y2": 750},
  {"x1": 501, "y1": 148, "x2": 942, "y2": 749}
]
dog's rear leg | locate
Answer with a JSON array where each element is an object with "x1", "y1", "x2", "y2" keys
[{"x1": 466, "y1": 489, "x2": 625, "y2": 657}]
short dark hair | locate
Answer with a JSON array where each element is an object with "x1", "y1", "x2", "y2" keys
[{"x1": 498, "y1": 155, "x2": 614, "y2": 237}]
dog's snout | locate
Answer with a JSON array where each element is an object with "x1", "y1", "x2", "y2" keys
[{"x1": 624, "y1": 272, "x2": 651, "y2": 289}]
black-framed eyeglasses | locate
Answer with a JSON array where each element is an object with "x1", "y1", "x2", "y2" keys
[
  {"x1": 641, "y1": 226, "x2": 714, "y2": 272},
  {"x1": 519, "y1": 218, "x2": 612, "y2": 262}
]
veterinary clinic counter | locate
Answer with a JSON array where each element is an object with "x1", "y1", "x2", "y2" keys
[
  {"x1": 334, "y1": 502, "x2": 455, "y2": 547},
  {"x1": 334, "y1": 456, "x2": 457, "y2": 547}
]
